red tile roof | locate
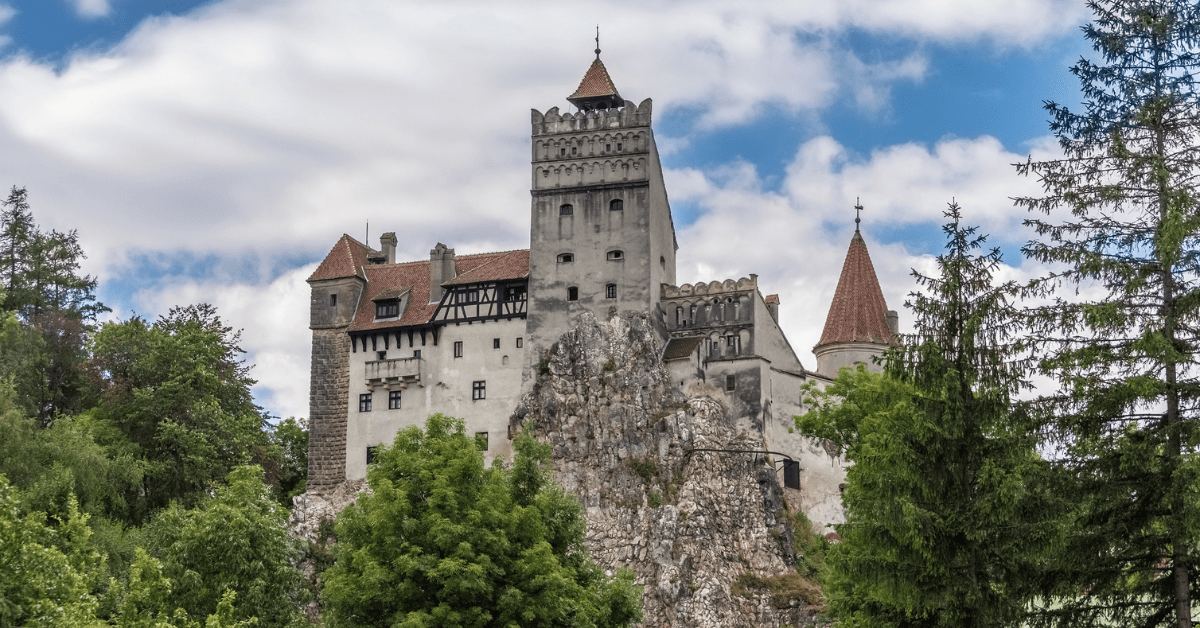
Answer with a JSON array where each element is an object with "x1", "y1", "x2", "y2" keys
[
  {"x1": 764, "y1": 294, "x2": 779, "y2": 305},
  {"x1": 815, "y1": 231, "x2": 892, "y2": 348},
  {"x1": 443, "y1": 249, "x2": 530, "y2": 285},
  {"x1": 567, "y1": 58, "x2": 622, "y2": 109},
  {"x1": 309, "y1": 235, "x2": 374, "y2": 281},
  {"x1": 346, "y1": 248, "x2": 530, "y2": 332}
]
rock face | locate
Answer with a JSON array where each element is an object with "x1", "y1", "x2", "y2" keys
[{"x1": 513, "y1": 311, "x2": 820, "y2": 627}]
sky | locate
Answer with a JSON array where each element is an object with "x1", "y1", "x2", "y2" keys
[{"x1": 0, "y1": 0, "x2": 1097, "y2": 421}]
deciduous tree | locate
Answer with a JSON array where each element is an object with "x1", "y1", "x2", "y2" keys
[{"x1": 322, "y1": 414, "x2": 643, "y2": 628}]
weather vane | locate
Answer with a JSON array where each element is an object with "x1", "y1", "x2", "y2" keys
[
  {"x1": 854, "y1": 197, "x2": 863, "y2": 231},
  {"x1": 595, "y1": 25, "x2": 601, "y2": 59}
]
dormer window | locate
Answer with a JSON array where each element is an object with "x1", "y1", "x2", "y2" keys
[
  {"x1": 557, "y1": 253, "x2": 574, "y2": 263},
  {"x1": 375, "y1": 300, "x2": 399, "y2": 319},
  {"x1": 454, "y1": 290, "x2": 479, "y2": 304},
  {"x1": 607, "y1": 250, "x2": 624, "y2": 261},
  {"x1": 560, "y1": 204, "x2": 573, "y2": 216}
]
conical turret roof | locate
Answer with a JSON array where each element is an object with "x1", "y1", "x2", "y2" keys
[
  {"x1": 816, "y1": 230, "x2": 893, "y2": 348},
  {"x1": 567, "y1": 58, "x2": 624, "y2": 111}
]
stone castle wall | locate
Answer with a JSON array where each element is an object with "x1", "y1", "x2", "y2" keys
[{"x1": 308, "y1": 327, "x2": 351, "y2": 491}]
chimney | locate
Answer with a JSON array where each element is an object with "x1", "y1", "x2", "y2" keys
[
  {"x1": 429, "y1": 243, "x2": 456, "y2": 303},
  {"x1": 380, "y1": 232, "x2": 397, "y2": 264},
  {"x1": 886, "y1": 310, "x2": 899, "y2": 336}
]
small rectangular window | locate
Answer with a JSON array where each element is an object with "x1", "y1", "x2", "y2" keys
[
  {"x1": 330, "y1": 293, "x2": 337, "y2": 307},
  {"x1": 607, "y1": 250, "x2": 623, "y2": 261},
  {"x1": 516, "y1": 337, "x2": 523, "y2": 348},
  {"x1": 560, "y1": 204, "x2": 573, "y2": 216},
  {"x1": 375, "y1": 301, "x2": 399, "y2": 319},
  {"x1": 475, "y1": 432, "x2": 489, "y2": 451},
  {"x1": 505, "y1": 285, "x2": 527, "y2": 301},
  {"x1": 377, "y1": 351, "x2": 387, "y2": 361},
  {"x1": 557, "y1": 253, "x2": 574, "y2": 263},
  {"x1": 454, "y1": 341, "x2": 463, "y2": 358},
  {"x1": 725, "y1": 375, "x2": 736, "y2": 391},
  {"x1": 366, "y1": 446, "x2": 380, "y2": 465},
  {"x1": 472, "y1": 380, "x2": 486, "y2": 400},
  {"x1": 359, "y1": 393, "x2": 372, "y2": 412},
  {"x1": 454, "y1": 290, "x2": 478, "y2": 304},
  {"x1": 567, "y1": 287, "x2": 578, "y2": 301},
  {"x1": 413, "y1": 350, "x2": 421, "y2": 359},
  {"x1": 388, "y1": 390, "x2": 402, "y2": 410},
  {"x1": 493, "y1": 338, "x2": 500, "y2": 349},
  {"x1": 606, "y1": 283, "x2": 617, "y2": 299}
]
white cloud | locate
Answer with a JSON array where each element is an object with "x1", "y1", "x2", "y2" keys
[
  {"x1": 67, "y1": 0, "x2": 110, "y2": 19},
  {"x1": 672, "y1": 134, "x2": 1061, "y2": 370},
  {"x1": 130, "y1": 264, "x2": 316, "y2": 420}
]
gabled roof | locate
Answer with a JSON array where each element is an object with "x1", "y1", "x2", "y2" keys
[
  {"x1": 815, "y1": 231, "x2": 893, "y2": 348},
  {"x1": 663, "y1": 336, "x2": 704, "y2": 361},
  {"x1": 347, "y1": 248, "x2": 530, "y2": 333},
  {"x1": 567, "y1": 58, "x2": 624, "y2": 111},
  {"x1": 309, "y1": 235, "x2": 375, "y2": 282}
]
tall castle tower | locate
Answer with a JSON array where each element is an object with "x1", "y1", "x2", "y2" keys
[
  {"x1": 525, "y1": 47, "x2": 678, "y2": 356},
  {"x1": 813, "y1": 222, "x2": 898, "y2": 377}
]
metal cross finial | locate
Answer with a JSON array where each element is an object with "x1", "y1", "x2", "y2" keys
[
  {"x1": 595, "y1": 25, "x2": 601, "y2": 58},
  {"x1": 854, "y1": 197, "x2": 863, "y2": 231}
]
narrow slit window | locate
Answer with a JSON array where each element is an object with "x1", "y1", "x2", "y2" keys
[
  {"x1": 493, "y1": 338, "x2": 500, "y2": 349},
  {"x1": 330, "y1": 293, "x2": 337, "y2": 307},
  {"x1": 453, "y1": 341, "x2": 463, "y2": 358}
]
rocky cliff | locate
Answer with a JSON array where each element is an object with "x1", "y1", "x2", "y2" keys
[{"x1": 512, "y1": 311, "x2": 821, "y2": 627}]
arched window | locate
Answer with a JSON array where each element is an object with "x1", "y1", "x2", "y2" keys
[
  {"x1": 606, "y1": 250, "x2": 624, "y2": 261},
  {"x1": 559, "y1": 203, "x2": 573, "y2": 215},
  {"x1": 610, "y1": 198, "x2": 623, "y2": 211},
  {"x1": 557, "y1": 253, "x2": 574, "y2": 263},
  {"x1": 605, "y1": 283, "x2": 617, "y2": 299}
]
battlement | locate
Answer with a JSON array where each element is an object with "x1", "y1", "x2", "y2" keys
[
  {"x1": 531, "y1": 99, "x2": 652, "y2": 136},
  {"x1": 662, "y1": 275, "x2": 758, "y2": 299}
]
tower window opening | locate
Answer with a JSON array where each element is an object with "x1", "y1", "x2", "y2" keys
[
  {"x1": 472, "y1": 380, "x2": 486, "y2": 400},
  {"x1": 388, "y1": 390, "x2": 402, "y2": 410},
  {"x1": 617, "y1": 142, "x2": 622, "y2": 150},
  {"x1": 725, "y1": 375, "x2": 736, "y2": 391},
  {"x1": 454, "y1": 341, "x2": 463, "y2": 358},
  {"x1": 493, "y1": 338, "x2": 500, "y2": 349},
  {"x1": 557, "y1": 253, "x2": 574, "y2": 263},
  {"x1": 610, "y1": 199, "x2": 623, "y2": 211},
  {"x1": 605, "y1": 143, "x2": 611, "y2": 151},
  {"x1": 568, "y1": 286, "x2": 579, "y2": 301},
  {"x1": 560, "y1": 203, "x2": 573, "y2": 215},
  {"x1": 606, "y1": 283, "x2": 617, "y2": 299},
  {"x1": 330, "y1": 293, "x2": 337, "y2": 307},
  {"x1": 606, "y1": 250, "x2": 624, "y2": 261},
  {"x1": 571, "y1": 146, "x2": 577, "y2": 155},
  {"x1": 560, "y1": 147, "x2": 566, "y2": 156},
  {"x1": 359, "y1": 393, "x2": 372, "y2": 412}
]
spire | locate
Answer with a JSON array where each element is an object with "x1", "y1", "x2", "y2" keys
[
  {"x1": 567, "y1": 29, "x2": 623, "y2": 111},
  {"x1": 815, "y1": 230, "x2": 893, "y2": 348}
]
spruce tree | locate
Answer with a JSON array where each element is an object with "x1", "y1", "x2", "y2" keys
[
  {"x1": 1014, "y1": 1, "x2": 1200, "y2": 626},
  {"x1": 797, "y1": 203, "x2": 1049, "y2": 628}
]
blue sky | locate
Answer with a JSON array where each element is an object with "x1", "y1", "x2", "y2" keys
[{"x1": 0, "y1": 0, "x2": 1095, "y2": 419}]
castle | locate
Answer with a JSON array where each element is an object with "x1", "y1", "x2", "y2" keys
[{"x1": 304, "y1": 49, "x2": 897, "y2": 528}]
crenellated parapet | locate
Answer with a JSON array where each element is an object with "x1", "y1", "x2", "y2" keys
[
  {"x1": 531, "y1": 98, "x2": 652, "y2": 136},
  {"x1": 661, "y1": 275, "x2": 757, "y2": 299}
]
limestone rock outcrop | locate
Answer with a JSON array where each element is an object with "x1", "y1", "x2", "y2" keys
[{"x1": 513, "y1": 311, "x2": 820, "y2": 627}]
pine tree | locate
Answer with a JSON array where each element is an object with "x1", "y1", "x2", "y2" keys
[
  {"x1": 1014, "y1": 1, "x2": 1200, "y2": 626},
  {"x1": 797, "y1": 203, "x2": 1050, "y2": 628}
]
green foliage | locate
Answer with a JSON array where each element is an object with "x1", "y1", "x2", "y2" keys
[
  {"x1": 90, "y1": 304, "x2": 269, "y2": 521},
  {"x1": 647, "y1": 491, "x2": 661, "y2": 508},
  {"x1": 0, "y1": 475, "x2": 104, "y2": 626},
  {"x1": 322, "y1": 414, "x2": 643, "y2": 628},
  {"x1": 783, "y1": 509, "x2": 829, "y2": 579},
  {"x1": 265, "y1": 417, "x2": 308, "y2": 508},
  {"x1": 731, "y1": 571, "x2": 822, "y2": 610},
  {"x1": 1013, "y1": 2, "x2": 1200, "y2": 625},
  {"x1": 628, "y1": 458, "x2": 657, "y2": 483},
  {"x1": 797, "y1": 206, "x2": 1050, "y2": 628},
  {"x1": 143, "y1": 466, "x2": 307, "y2": 627}
]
